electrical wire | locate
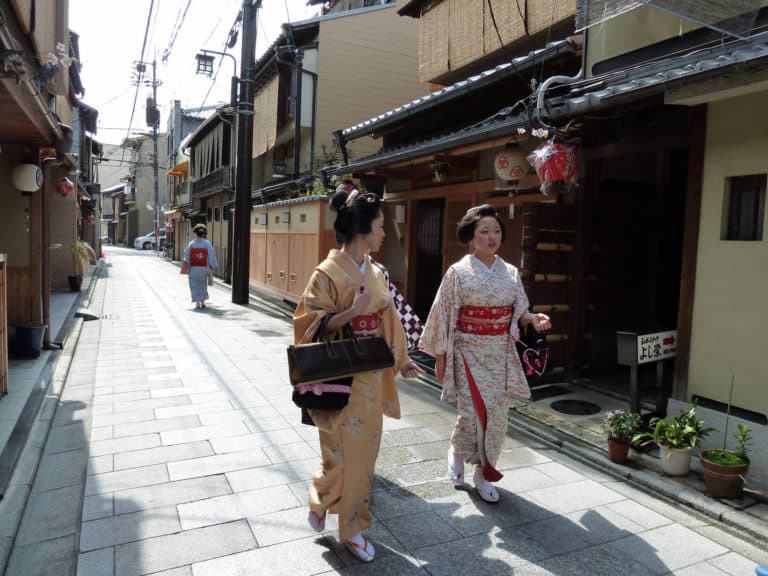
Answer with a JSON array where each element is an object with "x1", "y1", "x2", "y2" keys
[
  {"x1": 120, "y1": 0, "x2": 156, "y2": 167},
  {"x1": 162, "y1": 0, "x2": 193, "y2": 62},
  {"x1": 486, "y1": 0, "x2": 504, "y2": 48},
  {"x1": 196, "y1": 8, "x2": 241, "y2": 112}
]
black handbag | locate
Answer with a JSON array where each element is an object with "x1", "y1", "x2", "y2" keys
[
  {"x1": 515, "y1": 324, "x2": 550, "y2": 384},
  {"x1": 288, "y1": 316, "x2": 395, "y2": 410}
]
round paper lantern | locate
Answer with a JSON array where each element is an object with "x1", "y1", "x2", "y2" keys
[
  {"x1": 494, "y1": 149, "x2": 528, "y2": 181},
  {"x1": 11, "y1": 163, "x2": 43, "y2": 193},
  {"x1": 56, "y1": 176, "x2": 74, "y2": 197}
]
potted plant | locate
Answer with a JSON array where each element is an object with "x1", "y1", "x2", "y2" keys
[
  {"x1": 67, "y1": 240, "x2": 96, "y2": 292},
  {"x1": 600, "y1": 409, "x2": 643, "y2": 464},
  {"x1": 634, "y1": 405, "x2": 715, "y2": 476},
  {"x1": 700, "y1": 378, "x2": 751, "y2": 498}
]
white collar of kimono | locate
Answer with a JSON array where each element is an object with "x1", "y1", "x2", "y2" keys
[
  {"x1": 470, "y1": 254, "x2": 499, "y2": 273},
  {"x1": 342, "y1": 251, "x2": 367, "y2": 274}
]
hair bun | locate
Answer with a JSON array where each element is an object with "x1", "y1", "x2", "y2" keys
[{"x1": 329, "y1": 190, "x2": 348, "y2": 213}]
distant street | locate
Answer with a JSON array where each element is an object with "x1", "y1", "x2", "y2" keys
[{"x1": 6, "y1": 246, "x2": 767, "y2": 576}]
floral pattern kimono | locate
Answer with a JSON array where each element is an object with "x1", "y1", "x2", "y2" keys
[
  {"x1": 420, "y1": 254, "x2": 530, "y2": 479},
  {"x1": 293, "y1": 249, "x2": 409, "y2": 540}
]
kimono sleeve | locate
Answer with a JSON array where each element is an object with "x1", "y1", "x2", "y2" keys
[
  {"x1": 509, "y1": 264, "x2": 530, "y2": 326},
  {"x1": 183, "y1": 241, "x2": 191, "y2": 262},
  {"x1": 293, "y1": 269, "x2": 338, "y2": 345},
  {"x1": 207, "y1": 241, "x2": 219, "y2": 269},
  {"x1": 419, "y1": 266, "x2": 457, "y2": 357}
]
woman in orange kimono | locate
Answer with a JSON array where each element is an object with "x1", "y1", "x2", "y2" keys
[
  {"x1": 293, "y1": 189, "x2": 421, "y2": 563},
  {"x1": 420, "y1": 204, "x2": 551, "y2": 503}
]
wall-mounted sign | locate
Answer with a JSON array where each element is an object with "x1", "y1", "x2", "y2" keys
[{"x1": 494, "y1": 149, "x2": 527, "y2": 181}]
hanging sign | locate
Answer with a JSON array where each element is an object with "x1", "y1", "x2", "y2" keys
[{"x1": 55, "y1": 176, "x2": 74, "y2": 197}]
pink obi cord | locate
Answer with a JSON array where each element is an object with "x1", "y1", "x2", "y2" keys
[{"x1": 296, "y1": 383, "x2": 350, "y2": 396}]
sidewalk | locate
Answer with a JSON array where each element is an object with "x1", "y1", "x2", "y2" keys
[{"x1": 3, "y1": 247, "x2": 768, "y2": 575}]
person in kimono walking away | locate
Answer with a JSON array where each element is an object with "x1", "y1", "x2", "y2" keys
[
  {"x1": 293, "y1": 188, "x2": 422, "y2": 563},
  {"x1": 420, "y1": 204, "x2": 551, "y2": 502},
  {"x1": 183, "y1": 223, "x2": 218, "y2": 309}
]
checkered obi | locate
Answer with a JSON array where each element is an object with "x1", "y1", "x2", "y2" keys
[
  {"x1": 456, "y1": 305, "x2": 512, "y2": 335},
  {"x1": 350, "y1": 313, "x2": 380, "y2": 336}
]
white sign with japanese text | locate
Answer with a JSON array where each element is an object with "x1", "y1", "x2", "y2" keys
[{"x1": 637, "y1": 330, "x2": 677, "y2": 364}]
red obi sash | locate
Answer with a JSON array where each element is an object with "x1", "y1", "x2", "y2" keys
[
  {"x1": 189, "y1": 247, "x2": 208, "y2": 267},
  {"x1": 456, "y1": 305, "x2": 512, "y2": 335},
  {"x1": 351, "y1": 313, "x2": 380, "y2": 334}
]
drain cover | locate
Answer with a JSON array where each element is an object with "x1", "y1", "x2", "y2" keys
[{"x1": 550, "y1": 399, "x2": 601, "y2": 415}]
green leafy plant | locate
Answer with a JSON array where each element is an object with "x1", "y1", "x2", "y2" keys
[
  {"x1": 702, "y1": 377, "x2": 751, "y2": 466},
  {"x1": 599, "y1": 410, "x2": 643, "y2": 444},
  {"x1": 633, "y1": 405, "x2": 715, "y2": 450}
]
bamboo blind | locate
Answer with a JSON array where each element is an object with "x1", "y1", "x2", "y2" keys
[{"x1": 253, "y1": 76, "x2": 279, "y2": 158}]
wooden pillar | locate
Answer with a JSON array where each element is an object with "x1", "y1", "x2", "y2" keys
[
  {"x1": 673, "y1": 104, "x2": 707, "y2": 401},
  {"x1": 29, "y1": 184, "x2": 43, "y2": 326},
  {"x1": 0, "y1": 254, "x2": 7, "y2": 395}
]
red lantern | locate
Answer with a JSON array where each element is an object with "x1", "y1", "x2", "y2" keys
[
  {"x1": 56, "y1": 177, "x2": 74, "y2": 197},
  {"x1": 86, "y1": 213, "x2": 95, "y2": 224},
  {"x1": 165, "y1": 221, "x2": 174, "y2": 232},
  {"x1": 527, "y1": 141, "x2": 579, "y2": 183}
]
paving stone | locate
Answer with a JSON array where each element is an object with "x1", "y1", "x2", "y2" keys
[
  {"x1": 80, "y1": 506, "x2": 181, "y2": 552},
  {"x1": 114, "y1": 520, "x2": 256, "y2": 576},
  {"x1": 91, "y1": 409, "x2": 156, "y2": 428},
  {"x1": 76, "y1": 547, "x2": 114, "y2": 576},
  {"x1": 154, "y1": 401, "x2": 233, "y2": 420},
  {"x1": 518, "y1": 505, "x2": 646, "y2": 555},
  {"x1": 263, "y1": 441, "x2": 318, "y2": 464},
  {"x1": 149, "y1": 384, "x2": 220, "y2": 398},
  {"x1": 602, "y1": 523, "x2": 729, "y2": 574},
  {"x1": 114, "y1": 440, "x2": 212, "y2": 470},
  {"x1": 92, "y1": 391, "x2": 150, "y2": 405},
  {"x1": 523, "y1": 545, "x2": 657, "y2": 576},
  {"x1": 112, "y1": 396, "x2": 191, "y2": 414},
  {"x1": 113, "y1": 475, "x2": 232, "y2": 515},
  {"x1": 605, "y1": 499, "x2": 674, "y2": 530},
  {"x1": 82, "y1": 494, "x2": 114, "y2": 521},
  {"x1": 85, "y1": 464, "x2": 169, "y2": 496},
  {"x1": 525, "y1": 479, "x2": 625, "y2": 515},
  {"x1": 88, "y1": 455, "x2": 115, "y2": 476},
  {"x1": 32, "y1": 448, "x2": 88, "y2": 493},
  {"x1": 167, "y1": 448, "x2": 270, "y2": 481},
  {"x1": 89, "y1": 433, "x2": 161, "y2": 457},
  {"x1": 112, "y1": 415, "x2": 201, "y2": 439},
  {"x1": 5, "y1": 534, "x2": 78, "y2": 576},
  {"x1": 435, "y1": 492, "x2": 555, "y2": 537},
  {"x1": 110, "y1": 379, "x2": 184, "y2": 393},
  {"x1": 708, "y1": 552, "x2": 762, "y2": 576},
  {"x1": 411, "y1": 527, "x2": 552, "y2": 575},
  {"x1": 90, "y1": 426, "x2": 114, "y2": 441},
  {"x1": 16, "y1": 484, "x2": 82, "y2": 546},
  {"x1": 383, "y1": 510, "x2": 462, "y2": 550},
  {"x1": 192, "y1": 535, "x2": 341, "y2": 576},
  {"x1": 160, "y1": 421, "x2": 250, "y2": 446},
  {"x1": 0, "y1": 482, "x2": 30, "y2": 539},
  {"x1": 672, "y1": 561, "x2": 733, "y2": 576},
  {"x1": 177, "y1": 484, "x2": 299, "y2": 530},
  {"x1": 44, "y1": 423, "x2": 89, "y2": 454},
  {"x1": 225, "y1": 458, "x2": 318, "y2": 493}
]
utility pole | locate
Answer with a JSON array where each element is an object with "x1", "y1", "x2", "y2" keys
[
  {"x1": 232, "y1": 0, "x2": 262, "y2": 304},
  {"x1": 151, "y1": 59, "x2": 160, "y2": 258}
]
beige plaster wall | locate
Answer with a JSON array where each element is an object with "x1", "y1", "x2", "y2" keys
[
  {"x1": 688, "y1": 92, "x2": 768, "y2": 413},
  {"x1": 0, "y1": 153, "x2": 33, "y2": 267}
]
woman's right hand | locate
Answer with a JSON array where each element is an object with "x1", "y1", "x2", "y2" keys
[
  {"x1": 435, "y1": 354, "x2": 446, "y2": 382},
  {"x1": 350, "y1": 285, "x2": 372, "y2": 316}
]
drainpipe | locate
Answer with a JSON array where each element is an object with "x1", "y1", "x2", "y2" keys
[
  {"x1": 535, "y1": 31, "x2": 588, "y2": 128},
  {"x1": 334, "y1": 130, "x2": 349, "y2": 166},
  {"x1": 292, "y1": 50, "x2": 303, "y2": 179}
]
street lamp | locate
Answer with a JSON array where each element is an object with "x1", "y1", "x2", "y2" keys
[{"x1": 195, "y1": 49, "x2": 238, "y2": 105}]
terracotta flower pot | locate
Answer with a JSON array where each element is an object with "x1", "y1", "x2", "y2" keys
[
  {"x1": 607, "y1": 439, "x2": 630, "y2": 464},
  {"x1": 700, "y1": 451, "x2": 749, "y2": 499}
]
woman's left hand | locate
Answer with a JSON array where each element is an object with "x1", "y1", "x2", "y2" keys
[
  {"x1": 399, "y1": 361, "x2": 424, "y2": 379},
  {"x1": 522, "y1": 312, "x2": 552, "y2": 332}
]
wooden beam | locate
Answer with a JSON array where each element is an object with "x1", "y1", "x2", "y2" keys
[
  {"x1": 673, "y1": 104, "x2": 707, "y2": 401},
  {"x1": 385, "y1": 178, "x2": 498, "y2": 202}
]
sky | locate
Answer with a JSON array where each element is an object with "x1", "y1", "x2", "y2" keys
[{"x1": 69, "y1": 0, "x2": 320, "y2": 145}]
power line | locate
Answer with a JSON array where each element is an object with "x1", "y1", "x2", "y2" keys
[
  {"x1": 162, "y1": 0, "x2": 193, "y2": 62},
  {"x1": 196, "y1": 9, "x2": 241, "y2": 112},
  {"x1": 120, "y1": 0, "x2": 156, "y2": 166}
]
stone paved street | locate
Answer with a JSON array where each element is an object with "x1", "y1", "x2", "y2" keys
[{"x1": 6, "y1": 247, "x2": 768, "y2": 575}]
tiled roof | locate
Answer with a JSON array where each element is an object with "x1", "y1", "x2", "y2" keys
[
  {"x1": 547, "y1": 32, "x2": 768, "y2": 119},
  {"x1": 340, "y1": 39, "x2": 576, "y2": 141}
]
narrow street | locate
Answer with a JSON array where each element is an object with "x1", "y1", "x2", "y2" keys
[{"x1": 7, "y1": 247, "x2": 767, "y2": 576}]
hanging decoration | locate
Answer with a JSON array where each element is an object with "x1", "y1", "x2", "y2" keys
[
  {"x1": 55, "y1": 176, "x2": 74, "y2": 197},
  {"x1": 86, "y1": 213, "x2": 95, "y2": 224},
  {"x1": 527, "y1": 139, "x2": 579, "y2": 195}
]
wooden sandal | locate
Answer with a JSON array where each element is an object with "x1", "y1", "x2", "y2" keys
[
  {"x1": 307, "y1": 510, "x2": 326, "y2": 532},
  {"x1": 345, "y1": 535, "x2": 375, "y2": 562}
]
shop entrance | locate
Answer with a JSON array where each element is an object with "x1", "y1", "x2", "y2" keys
[
  {"x1": 411, "y1": 199, "x2": 445, "y2": 321},
  {"x1": 581, "y1": 145, "x2": 688, "y2": 408}
]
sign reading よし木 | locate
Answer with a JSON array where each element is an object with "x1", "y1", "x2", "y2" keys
[{"x1": 637, "y1": 330, "x2": 677, "y2": 364}]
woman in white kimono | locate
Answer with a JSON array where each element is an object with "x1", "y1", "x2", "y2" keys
[
  {"x1": 183, "y1": 223, "x2": 218, "y2": 309},
  {"x1": 420, "y1": 204, "x2": 551, "y2": 502}
]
